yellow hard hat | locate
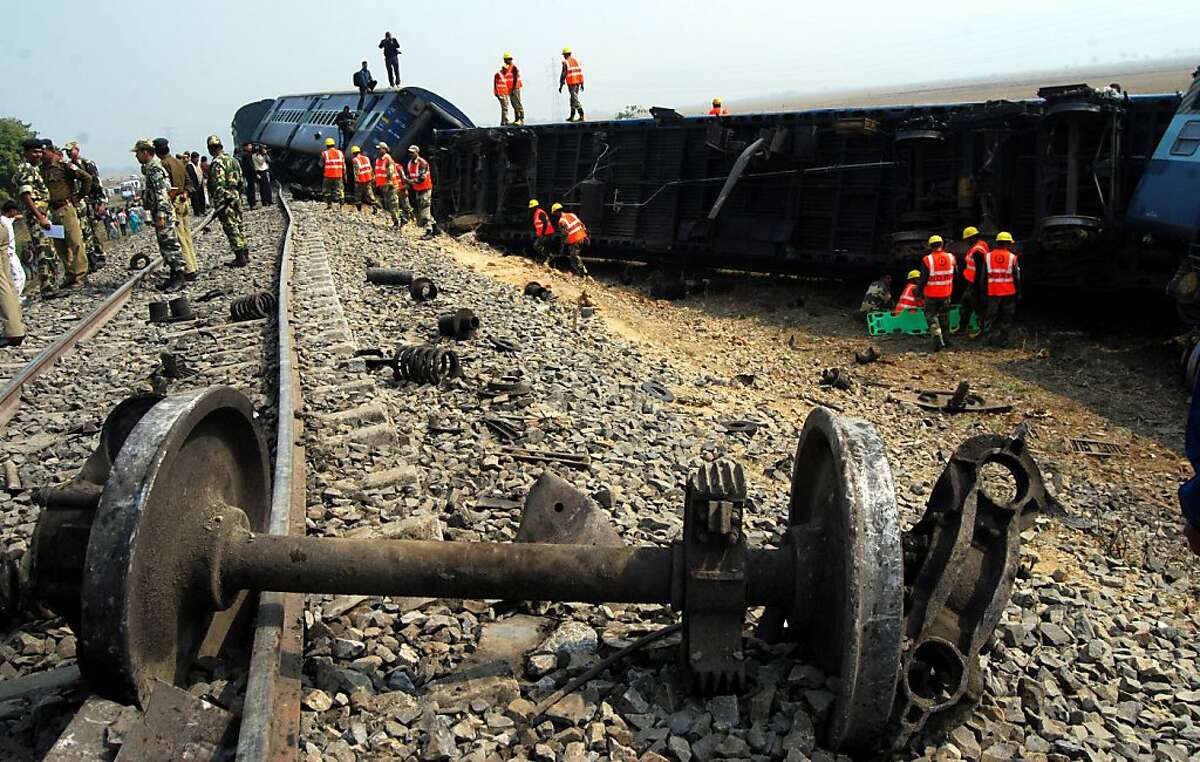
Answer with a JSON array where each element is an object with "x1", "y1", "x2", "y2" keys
[
  {"x1": 350, "y1": 145, "x2": 361, "y2": 153},
  {"x1": 996, "y1": 231, "x2": 1014, "y2": 243},
  {"x1": 550, "y1": 203, "x2": 563, "y2": 213},
  {"x1": 713, "y1": 97, "x2": 722, "y2": 105},
  {"x1": 927, "y1": 234, "x2": 943, "y2": 246},
  {"x1": 528, "y1": 199, "x2": 540, "y2": 208},
  {"x1": 907, "y1": 269, "x2": 921, "y2": 280},
  {"x1": 324, "y1": 137, "x2": 335, "y2": 146},
  {"x1": 962, "y1": 226, "x2": 979, "y2": 239},
  {"x1": 503, "y1": 52, "x2": 513, "y2": 60},
  {"x1": 562, "y1": 47, "x2": 572, "y2": 55}
]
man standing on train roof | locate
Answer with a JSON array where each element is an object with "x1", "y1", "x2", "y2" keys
[
  {"x1": 959, "y1": 226, "x2": 989, "y2": 339},
  {"x1": 979, "y1": 231, "x2": 1021, "y2": 346},
  {"x1": 502, "y1": 53, "x2": 524, "y2": 125},
  {"x1": 528, "y1": 199, "x2": 556, "y2": 262},
  {"x1": 548, "y1": 203, "x2": 589, "y2": 276},
  {"x1": 132, "y1": 139, "x2": 187, "y2": 292},
  {"x1": 405, "y1": 145, "x2": 433, "y2": 230},
  {"x1": 349, "y1": 146, "x2": 376, "y2": 213},
  {"x1": 493, "y1": 65, "x2": 511, "y2": 126},
  {"x1": 709, "y1": 97, "x2": 729, "y2": 116},
  {"x1": 320, "y1": 138, "x2": 346, "y2": 208},
  {"x1": 379, "y1": 32, "x2": 401, "y2": 87},
  {"x1": 917, "y1": 234, "x2": 955, "y2": 352},
  {"x1": 559, "y1": 47, "x2": 585, "y2": 122},
  {"x1": 205, "y1": 135, "x2": 251, "y2": 269}
]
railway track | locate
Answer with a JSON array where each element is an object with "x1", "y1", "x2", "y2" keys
[{"x1": 0, "y1": 200, "x2": 289, "y2": 760}]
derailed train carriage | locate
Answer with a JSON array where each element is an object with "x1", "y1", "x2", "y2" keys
[{"x1": 236, "y1": 67, "x2": 1200, "y2": 295}]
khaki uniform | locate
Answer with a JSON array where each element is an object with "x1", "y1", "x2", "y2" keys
[
  {"x1": 0, "y1": 222, "x2": 25, "y2": 339},
  {"x1": 161, "y1": 154, "x2": 197, "y2": 273},
  {"x1": 14, "y1": 160, "x2": 56, "y2": 294},
  {"x1": 41, "y1": 159, "x2": 90, "y2": 283}
]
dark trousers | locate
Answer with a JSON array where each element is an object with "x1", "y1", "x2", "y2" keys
[
  {"x1": 924, "y1": 297, "x2": 950, "y2": 344},
  {"x1": 257, "y1": 172, "x2": 273, "y2": 206},
  {"x1": 338, "y1": 128, "x2": 352, "y2": 151},
  {"x1": 245, "y1": 173, "x2": 257, "y2": 208},
  {"x1": 385, "y1": 56, "x2": 400, "y2": 87},
  {"x1": 191, "y1": 190, "x2": 205, "y2": 216},
  {"x1": 984, "y1": 297, "x2": 1017, "y2": 345}
]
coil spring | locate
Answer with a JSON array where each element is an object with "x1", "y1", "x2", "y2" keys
[
  {"x1": 394, "y1": 344, "x2": 462, "y2": 384},
  {"x1": 230, "y1": 291, "x2": 277, "y2": 322}
]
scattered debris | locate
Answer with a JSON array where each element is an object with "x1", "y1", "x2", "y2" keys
[
  {"x1": 364, "y1": 267, "x2": 413, "y2": 286},
  {"x1": 896, "y1": 381, "x2": 1013, "y2": 414},
  {"x1": 640, "y1": 379, "x2": 674, "y2": 402},
  {"x1": 493, "y1": 445, "x2": 591, "y2": 470},
  {"x1": 1070, "y1": 437, "x2": 1127, "y2": 457},
  {"x1": 516, "y1": 472, "x2": 623, "y2": 546},
  {"x1": 408, "y1": 277, "x2": 438, "y2": 302},
  {"x1": 229, "y1": 291, "x2": 276, "y2": 322},
  {"x1": 157, "y1": 352, "x2": 197, "y2": 380},
  {"x1": 438, "y1": 308, "x2": 480, "y2": 340},
  {"x1": 720, "y1": 419, "x2": 760, "y2": 435},
  {"x1": 482, "y1": 416, "x2": 522, "y2": 442},
  {"x1": 854, "y1": 346, "x2": 880, "y2": 364},
  {"x1": 819, "y1": 367, "x2": 852, "y2": 391},
  {"x1": 487, "y1": 334, "x2": 518, "y2": 353},
  {"x1": 147, "y1": 297, "x2": 194, "y2": 324},
  {"x1": 523, "y1": 282, "x2": 553, "y2": 301}
]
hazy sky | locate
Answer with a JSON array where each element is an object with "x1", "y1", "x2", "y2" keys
[{"x1": 2, "y1": 0, "x2": 1196, "y2": 173}]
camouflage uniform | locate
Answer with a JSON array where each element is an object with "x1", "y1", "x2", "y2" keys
[
  {"x1": 857, "y1": 278, "x2": 893, "y2": 316},
  {"x1": 14, "y1": 160, "x2": 57, "y2": 294},
  {"x1": 74, "y1": 155, "x2": 105, "y2": 268},
  {"x1": 207, "y1": 153, "x2": 249, "y2": 259},
  {"x1": 141, "y1": 156, "x2": 184, "y2": 271},
  {"x1": 377, "y1": 154, "x2": 403, "y2": 227}
]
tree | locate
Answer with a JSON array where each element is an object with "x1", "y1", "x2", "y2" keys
[
  {"x1": 615, "y1": 105, "x2": 650, "y2": 120},
  {"x1": 0, "y1": 118, "x2": 36, "y2": 205}
]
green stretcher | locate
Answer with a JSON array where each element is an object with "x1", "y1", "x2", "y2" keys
[{"x1": 866, "y1": 307, "x2": 981, "y2": 336}]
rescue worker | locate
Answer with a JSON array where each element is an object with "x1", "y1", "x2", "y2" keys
[
  {"x1": 917, "y1": 234, "x2": 955, "y2": 351},
  {"x1": 154, "y1": 138, "x2": 199, "y2": 280},
  {"x1": 858, "y1": 273, "x2": 892, "y2": 316},
  {"x1": 132, "y1": 139, "x2": 187, "y2": 291},
  {"x1": 15, "y1": 138, "x2": 56, "y2": 295},
  {"x1": 893, "y1": 270, "x2": 925, "y2": 315},
  {"x1": 548, "y1": 203, "x2": 589, "y2": 275},
  {"x1": 960, "y1": 226, "x2": 989, "y2": 338},
  {"x1": 980, "y1": 231, "x2": 1020, "y2": 346},
  {"x1": 349, "y1": 146, "x2": 376, "y2": 212},
  {"x1": 502, "y1": 53, "x2": 524, "y2": 125},
  {"x1": 373, "y1": 142, "x2": 403, "y2": 227},
  {"x1": 65, "y1": 141, "x2": 105, "y2": 272},
  {"x1": 493, "y1": 65, "x2": 510, "y2": 126},
  {"x1": 529, "y1": 199, "x2": 556, "y2": 262},
  {"x1": 40, "y1": 142, "x2": 90, "y2": 288},
  {"x1": 206, "y1": 135, "x2": 251, "y2": 268},
  {"x1": 708, "y1": 98, "x2": 729, "y2": 116},
  {"x1": 320, "y1": 138, "x2": 346, "y2": 208},
  {"x1": 406, "y1": 145, "x2": 433, "y2": 229},
  {"x1": 559, "y1": 47, "x2": 585, "y2": 122}
]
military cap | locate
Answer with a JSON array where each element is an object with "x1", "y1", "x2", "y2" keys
[
  {"x1": 40, "y1": 138, "x2": 55, "y2": 150},
  {"x1": 21, "y1": 138, "x2": 42, "y2": 151},
  {"x1": 131, "y1": 138, "x2": 155, "y2": 152},
  {"x1": 64, "y1": 140, "x2": 80, "y2": 151},
  {"x1": 152, "y1": 137, "x2": 170, "y2": 150},
  {"x1": 206, "y1": 134, "x2": 223, "y2": 146}
]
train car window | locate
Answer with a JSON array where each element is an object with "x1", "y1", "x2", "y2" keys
[{"x1": 1171, "y1": 120, "x2": 1200, "y2": 157}]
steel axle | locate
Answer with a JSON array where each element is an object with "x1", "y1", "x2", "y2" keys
[{"x1": 22, "y1": 387, "x2": 1055, "y2": 755}]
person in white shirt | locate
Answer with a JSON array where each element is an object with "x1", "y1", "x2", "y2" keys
[{"x1": 0, "y1": 202, "x2": 26, "y2": 345}]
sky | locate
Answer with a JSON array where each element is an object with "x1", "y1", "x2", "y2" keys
[{"x1": 2, "y1": 0, "x2": 1196, "y2": 175}]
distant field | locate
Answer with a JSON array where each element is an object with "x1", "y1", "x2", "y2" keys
[{"x1": 700, "y1": 58, "x2": 1196, "y2": 114}]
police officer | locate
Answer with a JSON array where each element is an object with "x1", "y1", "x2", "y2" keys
[
  {"x1": 40, "y1": 141, "x2": 90, "y2": 288},
  {"x1": 154, "y1": 138, "x2": 199, "y2": 280},
  {"x1": 132, "y1": 139, "x2": 187, "y2": 291},
  {"x1": 206, "y1": 135, "x2": 251, "y2": 268},
  {"x1": 14, "y1": 138, "x2": 56, "y2": 295},
  {"x1": 65, "y1": 141, "x2": 106, "y2": 272}
]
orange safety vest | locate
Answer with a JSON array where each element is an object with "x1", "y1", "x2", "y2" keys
[
  {"x1": 374, "y1": 155, "x2": 394, "y2": 187},
  {"x1": 532, "y1": 208, "x2": 554, "y2": 237},
  {"x1": 502, "y1": 63, "x2": 521, "y2": 92},
  {"x1": 321, "y1": 148, "x2": 345, "y2": 179},
  {"x1": 406, "y1": 157, "x2": 432, "y2": 191},
  {"x1": 986, "y1": 248, "x2": 1017, "y2": 297},
  {"x1": 922, "y1": 250, "x2": 955, "y2": 298},
  {"x1": 563, "y1": 57, "x2": 583, "y2": 86},
  {"x1": 963, "y1": 240, "x2": 989, "y2": 284},
  {"x1": 558, "y1": 212, "x2": 587, "y2": 244},
  {"x1": 493, "y1": 71, "x2": 509, "y2": 97},
  {"x1": 351, "y1": 154, "x2": 372, "y2": 183},
  {"x1": 708, "y1": 107, "x2": 729, "y2": 116},
  {"x1": 893, "y1": 283, "x2": 925, "y2": 315}
]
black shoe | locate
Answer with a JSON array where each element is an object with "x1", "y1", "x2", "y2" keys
[
  {"x1": 157, "y1": 271, "x2": 186, "y2": 292},
  {"x1": 185, "y1": 272, "x2": 198, "y2": 282},
  {"x1": 0, "y1": 335, "x2": 25, "y2": 347}
]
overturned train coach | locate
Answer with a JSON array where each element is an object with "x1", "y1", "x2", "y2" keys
[
  {"x1": 432, "y1": 70, "x2": 1199, "y2": 295},
  {"x1": 232, "y1": 87, "x2": 473, "y2": 186}
]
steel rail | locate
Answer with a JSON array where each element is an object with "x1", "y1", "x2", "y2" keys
[
  {"x1": 237, "y1": 187, "x2": 304, "y2": 760},
  {"x1": 0, "y1": 257, "x2": 163, "y2": 431}
]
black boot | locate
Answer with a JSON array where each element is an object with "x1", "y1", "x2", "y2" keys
[
  {"x1": 157, "y1": 269, "x2": 186, "y2": 292},
  {"x1": 235, "y1": 249, "x2": 250, "y2": 267}
]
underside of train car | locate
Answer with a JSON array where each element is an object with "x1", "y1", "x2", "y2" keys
[{"x1": 430, "y1": 86, "x2": 1183, "y2": 289}]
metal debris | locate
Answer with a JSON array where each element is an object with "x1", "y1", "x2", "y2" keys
[
  {"x1": 640, "y1": 379, "x2": 674, "y2": 402},
  {"x1": 229, "y1": 291, "x2": 277, "y2": 322},
  {"x1": 1070, "y1": 437, "x2": 1127, "y2": 457},
  {"x1": 438, "y1": 308, "x2": 479, "y2": 340},
  {"x1": 897, "y1": 381, "x2": 1013, "y2": 414},
  {"x1": 364, "y1": 267, "x2": 413, "y2": 286},
  {"x1": 820, "y1": 367, "x2": 852, "y2": 391},
  {"x1": 409, "y1": 277, "x2": 438, "y2": 302},
  {"x1": 515, "y1": 472, "x2": 623, "y2": 546}
]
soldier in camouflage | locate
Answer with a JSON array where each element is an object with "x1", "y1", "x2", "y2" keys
[
  {"x1": 133, "y1": 139, "x2": 186, "y2": 291},
  {"x1": 374, "y1": 142, "x2": 403, "y2": 228},
  {"x1": 205, "y1": 135, "x2": 250, "y2": 268},
  {"x1": 65, "y1": 141, "x2": 106, "y2": 272},
  {"x1": 14, "y1": 138, "x2": 58, "y2": 295}
]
